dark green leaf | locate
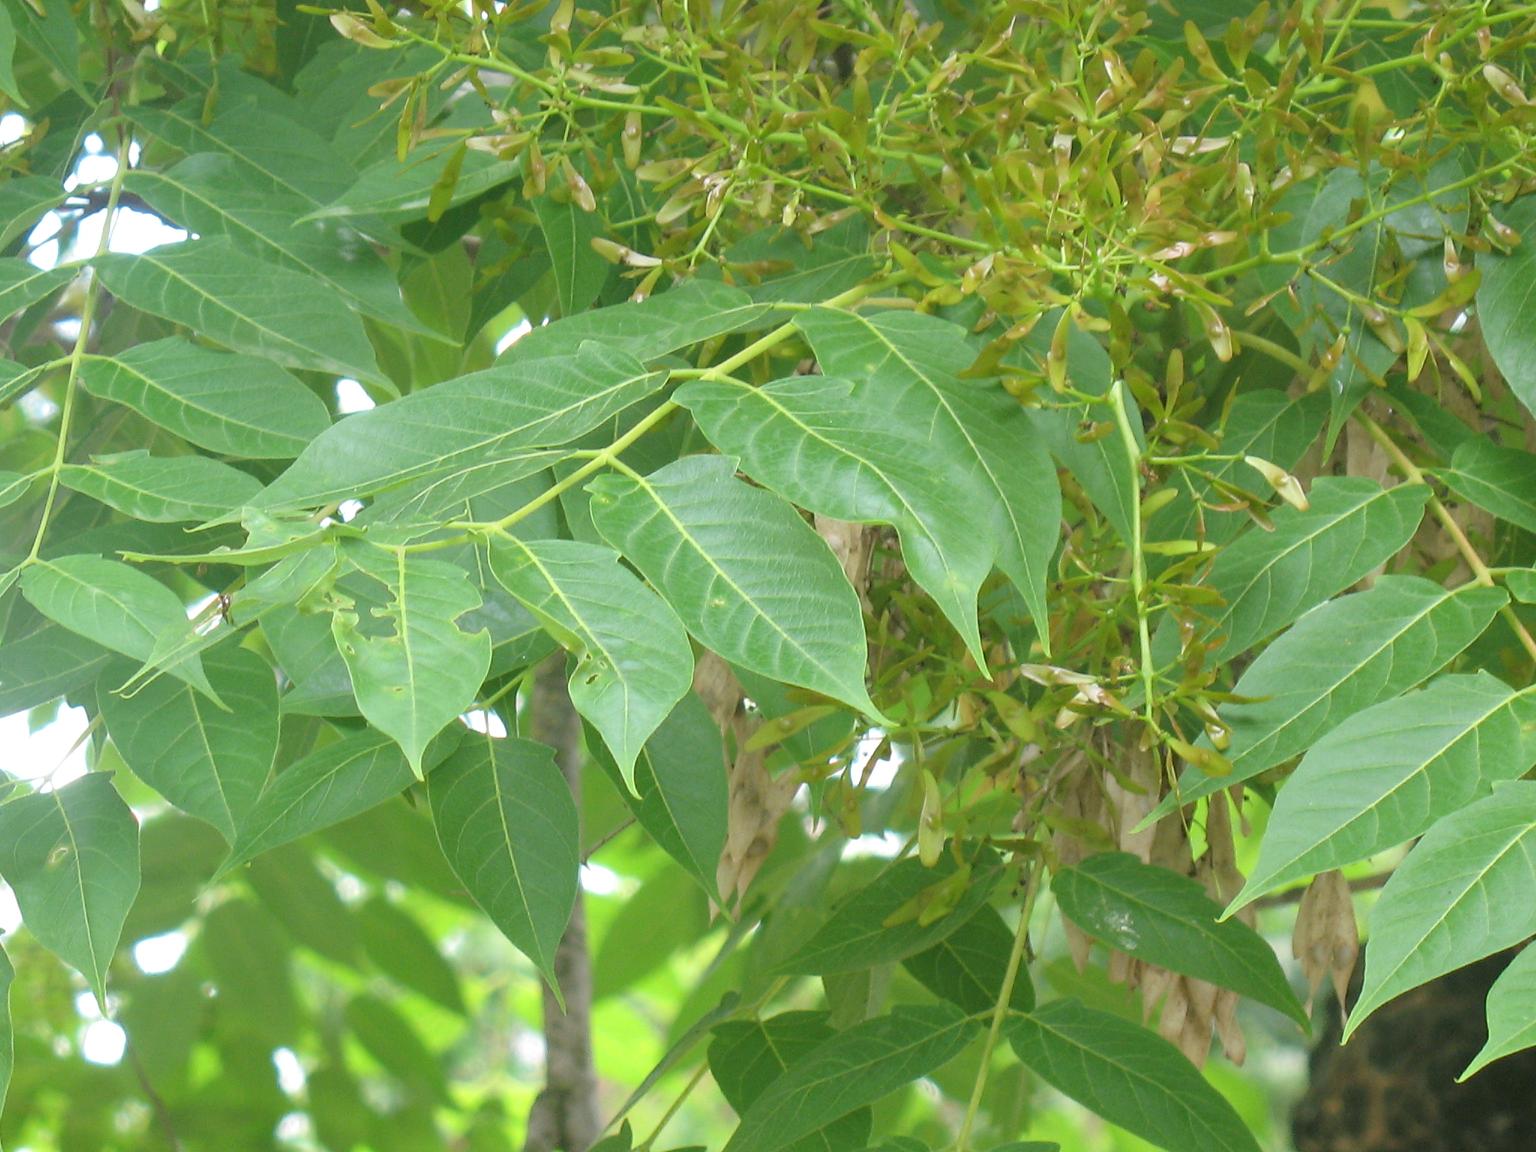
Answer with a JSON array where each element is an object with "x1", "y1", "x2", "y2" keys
[
  {"x1": 1008, "y1": 1000, "x2": 1260, "y2": 1152},
  {"x1": 0, "y1": 773, "x2": 140, "y2": 1006},
  {"x1": 722, "y1": 1006, "x2": 976, "y2": 1152},
  {"x1": 533, "y1": 194, "x2": 611, "y2": 316},
  {"x1": 1054, "y1": 853, "x2": 1305, "y2": 1026},
  {"x1": 902, "y1": 905, "x2": 1033, "y2": 1014},
  {"x1": 100, "y1": 642, "x2": 278, "y2": 842},
  {"x1": 427, "y1": 733, "x2": 578, "y2": 985},
  {"x1": 777, "y1": 854, "x2": 1001, "y2": 975}
]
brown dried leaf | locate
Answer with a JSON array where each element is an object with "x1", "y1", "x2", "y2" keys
[{"x1": 1293, "y1": 869, "x2": 1359, "y2": 1016}]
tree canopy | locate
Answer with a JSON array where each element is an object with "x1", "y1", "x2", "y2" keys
[{"x1": 0, "y1": 1, "x2": 1534, "y2": 1150}]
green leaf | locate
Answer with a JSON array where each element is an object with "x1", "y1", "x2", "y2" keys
[
  {"x1": 255, "y1": 342, "x2": 664, "y2": 511},
  {"x1": 1436, "y1": 439, "x2": 1536, "y2": 534},
  {"x1": 0, "y1": 5, "x2": 23, "y2": 108},
  {"x1": 1232, "y1": 674, "x2": 1536, "y2": 913},
  {"x1": 80, "y1": 338, "x2": 332, "y2": 460},
  {"x1": 1053, "y1": 853, "x2": 1306, "y2": 1026},
  {"x1": 533, "y1": 194, "x2": 611, "y2": 316},
  {"x1": 507, "y1": 280, "x2": 771, "y2": 363},
  {"x1": 357, "y1": 895, "x2": 465, "y2": 1013},
  {"x1": 428, "y1": 734, "x2": 578, "y2": 985},
  {"x1": 344, "y1": 993, "x2": 448, "y2": 1103},
  {"x1": 1461, "y1": 945, "x2": 1536, "y2": 1080},
  {"x1": 127, "y1": 157, "x2": 434, "y2": 336},
  {"x1": 678, "y1": 373, "x2": 993, "y2": 664},
  {"x1": 93, "y1": 239, "x2": 387, "y2": 387},
  {"x1": 0, "y1": 259, "x2": 74, "y2": 321},
  {"x1": 777, "y1": 854, "x2": 1001, "y2": 975},
  {"x1": 1509, "y1": 569, "x2": 1536, "y2": 604},
  {"x1": 1156, "y1": 577, "x2": 1505, "y2": 814},
  {"x1": 489, "y1": 537, "x2": 692, "y2": 789},
  {"x1": 99, "y1": 643, "x2": 279, "y2": 843},
  {"x1": 588, "y1": 455, "x2": 880, "y2": 720},
  {"x1": 0, "y1": 773, "x2": 140, "y2": 1006},
  {"x1": 0, "y1": 175, "x2": 66, "y2": 249},
  {"x1": 721, "y1": 1006, "x2": 977, "y2": 1152},
  {"x1": 243, "y1": 843, "x2": 362, "y2": 966},
  {"x1": 313, "y1": 143, "x2": 519, "y2": 224},
  {"x1": 1203, "y1": 477, "x2": 1428, "y2": 661},
  {"x1": 1477, "y1": 195, "x2": 1536, "y2": 420},
  {"x1": 131, "y1": 102, "x2": 357, "y2": 207},
  {"x1": 901, "y1": 904, "x2": 1034, "y2": 1014},
  {"x1": 796, "y1": 309, "x2": 1059, "y2": 641},
  {"x1": 19, "y1": 554, "x2": 215, "y2": 698},
  {"x1": 709, "y1": 1012, "x2": 872, "y2": 1151},
  {"x1": 330, "y1": 544, "x2": 491, "y2": 777},
  {"x1": 0, "y1": 940, "x2": 11, "y2": 1121},
  {"x1": 59, "y1": 451, "x2": 262, "y2": 523},
  {"x1": 1008, "y1": 1000, "x2": 1261, "y2": 1152},
  {"x1": 1345, "y1": 781, "x2": 1536, "y2": 1040},
  {"x1": 587, "y1": 693, "x2": 728, "y2": 898},
  {"x1": 219, "y1": 728, "x2": 421, "y2": 875}
]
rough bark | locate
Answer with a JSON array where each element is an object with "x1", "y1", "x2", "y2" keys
[{"x1": 523, "y1": 657, "x2": 600, "y2": 1152}]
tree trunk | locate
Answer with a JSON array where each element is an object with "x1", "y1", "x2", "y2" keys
[{"x1": 522, "y1": 657, "x2": 600, "y2": 1152}]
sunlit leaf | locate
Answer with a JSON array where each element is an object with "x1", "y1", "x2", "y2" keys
[
  {"x1": 489, "y1": 537, "x2": 692, "y2": 789},
  {"x1": 589, "y1": 455, "x2": 880, "y2": 720},
  {"x1": 1346, "y1": 781, "x2": 1536, "y2": 1039},
  {"x1": 329, "y1": 544, "x2": 490, "y2": 777},
  {"x1": 1233, "y1": 674, "x2": 1536, "y2": 912},
  {"x1": 60, "y1": 451, "x2": 262, "y2": 522}
]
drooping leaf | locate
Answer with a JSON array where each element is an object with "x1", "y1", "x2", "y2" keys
[
  {"x1": 0, "y1": 773, "x2": 140, "y2": 1006},
  {"x1": 93, "y1": 238, "x2": 387, "y2": 386},
  {"x1": 59, "y1": 451, "x2": 262, "y2": 523},
  {"x1": 1155, "y1": 577, "x2": 1506, "y2": 814},
  {"x1": 427, "y1": 734, "x2": 578, "y2": 985},
  {"x1": 587, "y1": 693, "x2": 728, "y2": 898},
  {"x1": 80, "y1": 338, "x2": 332, "y2": 460},
  {"x1": 219, "y1": 728, "x2": 425, "y2": 875},
  {"x1": 1232, "y1": 674, "x2": 1536, "y2": 913},
  {"x1": 243, "y1": 843, "x2": 362, "y2": 966},
  {"x1": 127, "y1": 157, "x2": 433, "y2": 336},
  {"x1": 19, "y1": 554, "x2": 215, "y2": 698},
  {"x1": 1436, "y1": 439, "x2": 1536, "y2": 534},
  {"x1": 721, "y1": 1006, "x2": 977, "y2": 1152},
  {"x1": 1202, "y1": 477, "x2": 1428, "y2": 661},
  {"x1": 344, "y1": 993, "x2": 449, "y2": 1103},
  {"x1": 678, "y1": 373, "x2": 993, "y2": 663},
  {"x1": 777, "y1": 853, "x2": 1001, "y2": 975},
  {"x1": 99, "y1": 643, "x2": 279, "y2": 843},
  {"x1": 709, "y1": 1012, "x2": 872, "y2": 1151},
  {"x1": 533, "y1": 194, "x2": 611, "y2": 316},
  {"x1": 507, "y1": 280, "x2": 771, "y2": 363},
  {"x1": 589, "y1": 455, "x2": 880, "y2": 720},
  {"x1": 1462, "y1": 945, "x2": 1536, "y2": 1080},
  {"x1": 1054, "y1": 853, "x2": 1305, "y2": 1025},
  {"x1": 796, "y1": 308, "x2": 1059, "y2": 640},
  {"x1": 901, "y1": 904, "x2": 1034, "y2": 1014},
  {"x1": 1477, "y1": 195, "x2": 1536, "y2": 420},
  {"x1": 254, "y1": 342, "x2": 665, "y2": 511},
  {"x1": 330, "y1": 544, "x2": 491, "y2": 778},
  {"x1": 1008, "y1": 1000, "x2": 1261, "y2": 1152},
  {"x1": 1345, "y1": 781, "x2": 1536, "y2": 1039},
  {"x1": 488, "y1": 537, "x2": 692, "y2": 789}
]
